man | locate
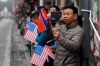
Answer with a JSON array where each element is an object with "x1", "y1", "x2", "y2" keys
[
  {"x1": 24, "y1": 12, "x2": 31, "y2": 33},
  {"x1": 52, "y1": 6, "x2": 85, "y2": 66},
  {"x1": 47, "y1": 5, "x2": 60, "y2": 27},
  {"x1": 25, "y1": 12, "x2": 31, "y2": 25}
]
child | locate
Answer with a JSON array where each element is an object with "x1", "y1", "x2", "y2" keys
[{"x1": 55, "y1": 20, "x2": 64, "y2": 29}]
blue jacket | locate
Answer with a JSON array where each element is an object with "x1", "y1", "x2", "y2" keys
[{"x1": 36, "y1": 32, "x2": 51, "y2": 45}]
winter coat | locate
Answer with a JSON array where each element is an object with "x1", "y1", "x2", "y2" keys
[{"x1": 54, "y1": 22, "x2": 85, "y2": 66}]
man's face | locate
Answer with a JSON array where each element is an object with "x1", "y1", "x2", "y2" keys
[
  {"x1": 50, "y1": 7, "x2": 57, "y2": 12},
  {"x1": 63, "y1": 8, "x2": 77, "y2": 25},
  {"x1": 31, "y1": 18, "x2": 38, "y2": 25},
  {"x1": 55, "y1": 23, "x2": 60, "y2": 29}
]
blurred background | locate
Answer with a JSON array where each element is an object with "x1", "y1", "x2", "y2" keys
[{"x1": 0, "y1": 0, "x2": 100, "y2": 66}]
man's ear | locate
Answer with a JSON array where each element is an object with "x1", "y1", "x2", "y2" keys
[{"x1": 74, "y1": 14, "x2": 78, "y2": 20}]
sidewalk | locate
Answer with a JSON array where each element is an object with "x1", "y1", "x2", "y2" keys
[{"x1": 10, "y1": 22, "x2": 32, "y2": 66}]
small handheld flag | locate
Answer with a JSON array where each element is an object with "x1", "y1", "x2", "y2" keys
[
  {"x1": 24, "y1": 22, "x2": 38, "y2": 43},
  {"x1": 31, "y1": 44, "x2": 55, "y2": 66},
  {"x1": 38, "y1": 7, "x2": 49, "y2": 32}
]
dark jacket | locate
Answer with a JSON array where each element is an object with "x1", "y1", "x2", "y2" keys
[{"x1": 54, "y1": 22, "x2": 85, "y2": 66}]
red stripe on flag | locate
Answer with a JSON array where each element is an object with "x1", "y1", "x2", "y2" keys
[
  {"x1": 38, "y1": 15, "x2": 47, "y2": 32},
  {"x1": 30, "y1": 45, "x2": 55, "y2": 66},
  {"x1": 38, "y1": 7, "x2": 49, "y2": 33},
  {"x1": 24, "y1": 26, "x2": 38, "y2": 43},
  {"x1": 41, "y1": 8, "x2": 48, "y2": 19}
]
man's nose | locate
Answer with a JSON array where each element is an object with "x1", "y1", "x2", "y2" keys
[{"x1": 64, "y1": 15, "x2": 67, "y2": 18}]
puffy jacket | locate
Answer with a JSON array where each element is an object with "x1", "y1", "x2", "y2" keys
[{"x1": 54, "y1": 22, "x2": 85, "y2": 66}]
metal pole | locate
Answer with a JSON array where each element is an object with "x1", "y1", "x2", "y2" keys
[
  {"x1": 80, "y1": 0, "x2": 91, "y2": 66},
  {"x1": 40, "y1": 0, "x2": 43, "y2": 6}
]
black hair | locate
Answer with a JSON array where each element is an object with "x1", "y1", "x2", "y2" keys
[
  {"x1": 25, "y1": 12, "x2": 31, "y2": 16},
  {"x1": 63, "y1": 6, "x2": 78, "y2": 14},
  {"x1": 30, "y1": 11, "x2": 39, "y2": 19},
  {"x1": 50, "y1": 5, "x2": 60, "y2": 11},
  {"x1": 56, "y1": 20, "x2": 65, "y2": 25}
]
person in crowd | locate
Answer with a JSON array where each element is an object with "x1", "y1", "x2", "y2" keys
[
  {"x1": 30, "y1": 11, "x2": 39, "y2": 49},
  {"x1": 25, "y1": 12, "x2": 31, "y2": 26},
  {"x1": 47, "y1": 5, "x2": 60, "y2": 27},
  {"x1": 24, "y1": 12, "x2": 31, "y2": 34},
  {"x1": 52, "y1": 6, "x2": 85, "y2": 66},
  {"x1": 55, "y1": 20, "x2": 65, "y2": 29},
  {"x1": 30, "y1": 11, "x2": 54, "y2": 66},
  {"x1": 50, "y1": 20, "x2": 65, "y2": 49},
  {"x1": 20, "y1": 15, "x2": 26, "y2": 35},
  {"x1": 48, "y1": 5, "x2": 60, "y2": 17},
  {"x1": 30, "y1": 11, "x2": 39, "y2": 25}
]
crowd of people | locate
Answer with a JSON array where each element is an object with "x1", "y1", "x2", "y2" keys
[{"x1": 17, "y1": 5, "x2": 85, "y2": 66}]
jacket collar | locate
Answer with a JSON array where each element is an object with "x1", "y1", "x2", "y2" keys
[{"x1": 66, "y1": 21, "x2": 78, "y2": 29}]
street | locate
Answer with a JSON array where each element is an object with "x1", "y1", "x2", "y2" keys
[
  {"x1": 0, "y1": 18, "x2": 32, "y2": 66},
  {"x1": 10, "y1": 18, "x2": 32, "y2": 66},
  {"x1": 0, "y1": 18, "x2": 13, "y2": 66}
]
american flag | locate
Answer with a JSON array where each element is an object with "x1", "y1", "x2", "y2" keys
[
  {"x1": 24, "y1": 22, "x2": 38, "y2": 43},
  {"x1": 31, "y1": 45, "x2": 55, "y2": 66},
  {"x1": 38, "y1": 6, "x2": 49, "y2": 33}
]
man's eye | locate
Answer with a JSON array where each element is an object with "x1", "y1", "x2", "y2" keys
[
  {"x1": 63, "y1": 14, "x2": 65, "y2": 15},
  {"x1": 66, "y1": 13, "x2": 70, "y2": 15}
]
